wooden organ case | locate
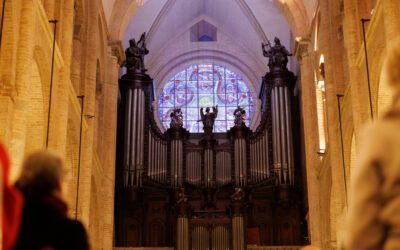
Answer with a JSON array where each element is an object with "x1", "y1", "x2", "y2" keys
[{"x1": 114, "y1": 59, "x2": 307, "y2": 249}]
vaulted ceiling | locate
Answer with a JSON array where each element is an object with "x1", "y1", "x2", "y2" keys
[{"x1": 121, "y1": 0, "x2": 294, "y2": 88}]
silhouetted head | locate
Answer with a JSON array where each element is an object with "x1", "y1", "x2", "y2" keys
[
  {"x1": 274, "y1": 37, "x2": 280, "y2": 45},
  {"x1": 16, "y1": 150, "x2": 66, "y2": 198},
  {"x1": 206, "y1": 107, "x2": 210, "y2": 113}
]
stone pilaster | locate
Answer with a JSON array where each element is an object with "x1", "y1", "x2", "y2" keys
[
  {"x1": 382, "y1": 0, "x2": 400, "y2": 45},
  {"x1": 297, "y1": 51, "x2": 323, "y2": 247},
  {"x1": 77, "y1": 0, "x2": 98, "y2": 229},
  {"x1": 321, "y1": 0, "x2": 349, "y2": 247},
  {"x1": 9, "y1": 0, "x2": 36, "y2": 180},
  {"x1": 101, "y1": 53, "x2": 119, "y2": 250}
]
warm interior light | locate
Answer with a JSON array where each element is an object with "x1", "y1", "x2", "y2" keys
[
  {"x1": 319, "y1": 54, "x2": 325, "y2": 64},
  {"x1": 316, "y1": 56, "x2": 327, "y2": 152}
]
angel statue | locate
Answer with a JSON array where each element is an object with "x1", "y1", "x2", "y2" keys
[
  {"x1": 233, "y1": 106, "x2": 246, "y2": 127},
  {"x1": 200, "y1": 106, "x2": 218, "y2": 132},
  {"x1": 123, "y1": 32, "x2": 149, "y2": 72},
  {"x1": 170, "y1": 108, "x2": 183, "y2": 129},
  {"x1": 262, "y1": 37, "x2": 292, "y2": 71}
]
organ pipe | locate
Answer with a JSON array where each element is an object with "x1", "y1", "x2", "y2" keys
[{"x1": 266, "y1": 68, "x2": 296, "y2": 186}]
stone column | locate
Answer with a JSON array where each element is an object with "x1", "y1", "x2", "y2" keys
[
  {"x1": 76, "y1": 0, "x2": 98, "y2": 227},
  {"x1": 101, "y1": 52, "x2": 119, "y2": 250},
  {"x1": 344, "y1": 0, "x2": 370, "y2": 137},
  {"x1": 322, "y1": 0, "x2": 350, "y2": 247},
  {"x1": 48, "y1": 0, "x2": 75, "y2": 154},
  {"x1": 9, "y1": 1, "x2": 36, "y2": 180},
  {"x1": 43, "y1": 0, "x2": 55, "y2": 20},
  {"x1": 382, "y1": 0, "x2": 400, "y2": 45},
  {"x1": 297, "y1": 50, "x2": 324, "y2": 247}
]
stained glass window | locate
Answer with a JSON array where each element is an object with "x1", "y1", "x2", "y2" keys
[{"x1": 158, "y1": 64, "x2": 254, "y2": 132}]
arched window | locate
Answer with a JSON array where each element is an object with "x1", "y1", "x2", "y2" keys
[{"x1": 158, "y1": 64, "x2": 254, "y2": 132}]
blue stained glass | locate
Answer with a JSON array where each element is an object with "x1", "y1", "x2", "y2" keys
[
  {"x1": 162, "y1": 122, "x2": 170, "y2": 129},
  {"x1": 187, "y1": 108, "x2": 199, "y2": 121},
  {"x1": 214, "y1": 65, "x2": 224, "y2": 81},
  {"x1": 198, "y1": 95, "x2": 214, "y2": 107},
  {"x1": 226, "y1": 106, "x2": 237, "y2": 121},
  {"x1": 186, "y1": 94, "x2": 198, "y2": 107},
  {"x1": 187, "y1": 65, "x2": 198, "y2": 81},
  {"x1": 214, "y1": 121, "x2": 227, "y2": 132},
  {"x1": 174, "y1": 84, "x2": 187, "y2": 107},
  {"x1": 225, "y1": 79, "x2": 238, "y2": 93},
  {"x1": 198, "y1": 81, "x2": 214, "y2": 94},
  {"x1": 162, "y1": 108, "x2": 173, "y2": 121},
  {"x1": 185, "y1": 120, "x2": 199, "y2": 132},
  {"x1": 225, "y1": 92, "x2": 238, "y2": 105},
  {"x1": 238, "y1": 92, "x2": 250, "y2": 106},
  {"x1": 158, "y1": 64, "x2": 254, "y2": 132},
  {"x1": 214, "y1": 94, "x2": 226, "y2": 106},
  {"x1": 175, "y1": 70, "x2": 186, "y2": 81},
  {"x1": 225, "y1": 69, "x2": 237, "y2": 79},
  {"x1": 198, "y1": 65, "x2": 213, "y2": 81},
  {"x1": 215, "y1": 106, "x2": 226, "y2": 119},
  {"x1": 237, "y1": 80, "x2": 249, "y2": 93},
  {"x1": 227, "y1": 120, "x2": 235, "y2": 129}
]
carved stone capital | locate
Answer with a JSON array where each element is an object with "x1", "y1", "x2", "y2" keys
[
  {"x1": 109, "y1": 40, "x2": 126, "y2": 65},
  {"x1": 293, "y1": 37, "x2": 311, "y2": 60}
]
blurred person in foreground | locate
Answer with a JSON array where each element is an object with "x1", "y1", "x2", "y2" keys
[
  {"x1": 344, "y1": 40, "x2": 400, "y2": 250},
  {"x1": 13, "y1": 150, "x2": 89, "y2": 250}
]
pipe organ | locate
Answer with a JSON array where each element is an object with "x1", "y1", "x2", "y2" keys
[{"x1": 115, "y1": 45, "x2": 306, "y2": 248}]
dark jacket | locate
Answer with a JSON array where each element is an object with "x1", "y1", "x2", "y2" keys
[{"x1": 13, "y1": 193, "x2": 89, "y2": 250}]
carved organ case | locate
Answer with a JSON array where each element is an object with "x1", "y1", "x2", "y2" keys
[{"x1": 114, "y1": 62, "x2": 307, "y2": 248}]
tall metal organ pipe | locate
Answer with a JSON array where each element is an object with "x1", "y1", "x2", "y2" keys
[
  {"x1": 121, "y1": 83, "x2": 149, "y2": 187},
  {"x1": 266, "y1": 69, "x2": 296, "y2": 186}
]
